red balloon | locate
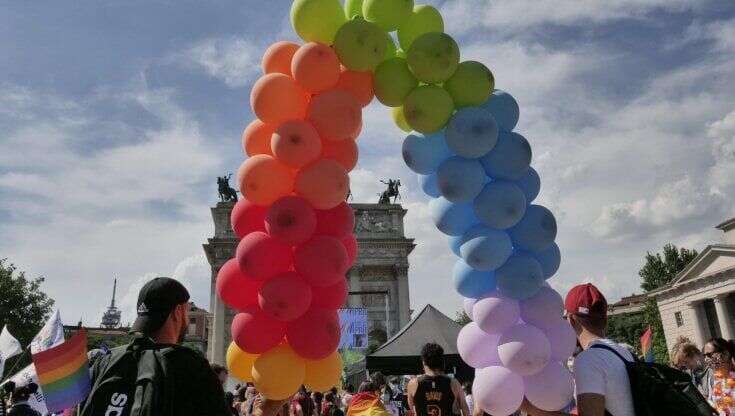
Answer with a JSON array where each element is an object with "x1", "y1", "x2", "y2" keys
[
  {"x1": 314, "y1": 202, "x2": 355, "y2": 239},
  {"x1": 321, "y1": 138, "x2": 358, "y2": 172},
  {"x1": 236, "y1": 231, "x2": 293, "y2": 280},
  {"x1": 265, "y1": 196, "x2": 317, "y2": 245},
  {"x1": 231, "y1": 199, "x2": 267, "y2": 239},
  {"x1": 259, "y1": 271, "x2": 313, "y2": 322},
  {"x1": 232, "y1": 308, "x2": 286, "y2": 354},
  {"x1": 341, "y1": 234, "x2": 358, "y2": 266},
  {"x1": 294, "y1": 236, "x2": 348, "y2": 287},
  {"x1": 216, "y1": 259, "x2": 262, "y2": 310},
  {"x1": 307, "y1": 90, "x2": 362, "y2": 141},
  {"x1": 287, "y1": 308, "x2": 341, "y2": 360},
  {"x1": 311, "y1": 278, "x2": 348, "y2": 310}
]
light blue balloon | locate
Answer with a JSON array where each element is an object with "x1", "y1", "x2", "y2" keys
[
  {"x1": 449, "y1": 235, "x2": 464, "y2": 256},
  {"x1": 418, "y1": 173, "x2": 441, "y2": 198},
  {"x1": 495, "y1": 252, "x2": 544, "y2": 300},
  {"x1": 473, "y1": 180, "x2": 527, "y2": 229},
  {"x1": 530, "y1": 242, "x2": 561, "y2": 279},
  {"x1": 459, "y1": 225, "x2": 513, "y2": 271},
  {"x1": 453, "y1": 259, "x2": 498, "y2": 298},
  {"x1": 436, "y1": 156, "x2": 486, "y2": 203},
  {"x1": 402, "y1": 132, "x2": 453, "y2": 175},
  {"x1": 510, "y1": 205, "x2": 557, "y2": 252},
  {"x1": 429, "y1": 197, "x2": 479, "y2": 236},
  {"x1": 445, "y1": 107, "x2": 499, "y2": 158},
  {"x1": 480, "y1": 131, "x2": 531, "y2": 180},
  {"x1": 481, "y1": 89, "x2": 519, "y2": 132},
  {"x1": 515, "y1": 167, "x2": 540, "y2": 203}
]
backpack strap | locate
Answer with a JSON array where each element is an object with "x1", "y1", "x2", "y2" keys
[{"x1": 589, "y1": 343, "x2": 636, "y2": 364}]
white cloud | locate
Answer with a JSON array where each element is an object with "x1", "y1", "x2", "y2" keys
[{"x1": 179, "y1": 37, "x2": 261, "y2": 87}]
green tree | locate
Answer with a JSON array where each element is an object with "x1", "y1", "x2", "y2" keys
[
  {"x1": 455, "y1": 310, "x2": 471, "y2": 326},
  {"x1": 0, "y1": 259, "x2": 55, "y2": 378},
  {"x1": 638, "y1": 244, "x2": 698, "y2": 363}
]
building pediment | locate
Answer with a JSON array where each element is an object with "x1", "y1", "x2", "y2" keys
[{"x1": 672, "y1": 244, "x2": 735, "y2": 285}]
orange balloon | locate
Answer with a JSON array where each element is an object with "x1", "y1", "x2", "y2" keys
[
  {"x1": 262, "y1": 41, "x2": 300, "y2": 76},
  {"x1": 335, "y1": 68, "x2": 374, "y2": 107},
  {"x1": 307, "y1": 90, "x2": 362, "y2": 141},
  {"x1": 242, "y1": 119, "x2": 275, "y2": 156},
  {"x1": 272, "y1": 120, "x2": 323, "y2": 168},
  {"x1": 251, "y1": 73, "x2": 309, "y2": 126},
  {"x1": 322, "y1": 138, "x2": 358, "y2": 171},
  {"x1": 291, "y1": 43, "x2": 341, "y2": 93},
  {"x1": 295, "y1": 159, "x2": 349, "y2": 210},
  {"x1": 238, "y1": 155, "x2": 295, "y2": 206},
  {"x1": 304, "y1": 352, "x2": 343, "y2": 392}
]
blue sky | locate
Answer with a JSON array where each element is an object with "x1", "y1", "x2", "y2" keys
[{"x1": 1, "y1": 0, "x2": 734, "y2": 326}]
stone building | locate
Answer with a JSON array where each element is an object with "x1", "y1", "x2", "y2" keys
[
  {"x1": 204, "y1": 201, "x2": 414, "y2": 364},
  {"x1": 185, "y1": 302, "x2": 210, "y2": 353}
]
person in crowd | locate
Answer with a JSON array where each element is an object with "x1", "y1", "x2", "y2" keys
[
  {"x1": 3, "y1": 382, "x2": 41, "y2": 416},
  {"x1": 521, "y1": 283, "x2": 634, "y2": 416},
  {"x1": 292, "y1": 387, "x2": 317, "y2": 416},
  {"x1": 323, "y1": 392, "x2": 345, "y2": 416},
  {"x1": 313, "y1": 392, "x2": 325, "y2": 416},
  {"x1": 346, "y1": 381, "x2": 391, "y2": 416},
  {"x1": 342, "y1": 384, "x2": 356, "y2": 410},
  {"x1": 462, "y1": 382, "x2": 473, "y2": 416},
  {"x1": 406, "y1": 343, "x2": 469, "y2": 416},
  {"x1": 703, "y1": 337, "x2": 735, "y2": 414},
  {"x1": 212, "y1": 363, "x2": 229, "y2": 386},
  {"x1": 80, "y1": 277, "x2": 232, "y2": 416},
  {"x1": 225, "y1": 392, "x2": 238, "y2": 416},
  {"x1": 671, "y1": 338, "x2": 708, "y2": 392}
]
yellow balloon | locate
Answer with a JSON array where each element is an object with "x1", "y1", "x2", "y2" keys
[
  {"x1": 304, "y1": 352, "x2": 343, "y2": 392},
  {"x1": 253, "y1": 344, "x2": 306, "y2": 400},
  {"x1": 392, "y1": 106, "x2": 412, "y2": 132},
  {"x1": 226, "y1": 342, "x2": 258, "y2": 382}
]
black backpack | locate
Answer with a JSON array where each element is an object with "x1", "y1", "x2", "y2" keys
[
  {"x1": 79, "y1": 336, "x2": 177, "y2": 416},
  {"x1": 591, "y1": 344, "x2": 717, "y2": 416}
]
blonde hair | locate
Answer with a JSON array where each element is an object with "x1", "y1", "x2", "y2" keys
[{"x1": 671, "y1": 336, "x2": 700, "y2": 367}]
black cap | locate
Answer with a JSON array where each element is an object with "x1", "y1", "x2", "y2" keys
[{"x1": 131, "y1": 277, "x2": 190, "y2": 335}]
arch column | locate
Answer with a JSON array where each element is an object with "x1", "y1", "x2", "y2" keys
[{"x1": 714, "y1": 295, "x2": 734, "y2": 341}]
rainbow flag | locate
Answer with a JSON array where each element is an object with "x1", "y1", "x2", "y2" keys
[
  {"x1": 641, "y1": 325, "x2": 654, "y2": 363},
  {"x1": 347, "y1": 392, "x2": 391, "y2": 416},
  {"x1": 32, "y1": 329, "x2": 91, "y2": 413}
]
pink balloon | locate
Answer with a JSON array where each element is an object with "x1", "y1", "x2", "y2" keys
[
  {"x1": 498, "y1": 324, "x2": 551, "y2": 376},
  {"x1": 314, "y1": 202, "x2": 355, "y2": 239},
  {"x1": 463, "y1": 297, "x2": 477, "y2": 317},
  {"x1": 544, "y1": 320, "x2": 577, "y2": 361},
  {"x1": 231, "y1": 198, "x2": 267, "y2": 238},
  {"x1": 258, "y1": 271, "x2": 313, "y2": 322},
  {"x1": 287, "y1": 308, "x2": 341, "y2": 360},
  {"x1": 524, "y1": 361, "x2": 574, "y2": 411},
  {"x1": 231, "y1": 307, "x2": 286, "y2": 354},
  {"x1": 236, "y1": 231, "x2": 293, "y2": 280},
  {"x1": 311, "y1": 278, "x2": 348, "y2": 309},
  {"x1": 216, "y1": 258, "x2": 262, "y2": 310},
  {"x1": 519, "y1": 286, "x2": 564, "y2": 329},
  {"x1": 473, "y1": 366, "x2": 524, "y2": 416},
  {"x1": 265, "y1": 196, "x2": 317, "y2": 245},
  {"x1": 341, "y1": 234, "x2": 358, "y2": 266},
  {"x1": 294, "y1": 236, "x2": 349, "y2": 287},
  {"x1": 473, "y1": 295, "x2": 520, "y2": 334},
  {"x1": 457, "y1": 323, "x2": 501, "y2": 368}
]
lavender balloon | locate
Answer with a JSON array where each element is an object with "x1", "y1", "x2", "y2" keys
[
  {"x1": 463, "y1": 297, "x2": 477, "y2": 317},
  {"x1": 524, "y1": 361, "x2": 574, "y2": 411},
  {"x1": 545, "y1": 320, "x2": 577, "y2": 361},
  {"x1": 520, "y1": 286, "x2": 564, "y2": 329},
  {"x1": 473, "y1": 366, "x2": 525, "y2": 416},
  {"x1": 473, "y1": 294, "x2": 520, "y2": 334},
  {"x1": 498, "y1": 323, "x2": 551, "y2": 376},
  {"x1": 457, "y1": 323, "x2": 501, "y2": 368}
]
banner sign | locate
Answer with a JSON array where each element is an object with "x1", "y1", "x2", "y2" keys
[{"x1": 339, "y1": 308, "x2": 368, "y2": 349}]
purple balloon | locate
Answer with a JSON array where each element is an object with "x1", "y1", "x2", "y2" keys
[
  {"x1": 473, "y1": 366, "x2": 524, "y2": 416},
  {"x1": 544, "y1": 320, "x2": 577, "y2": 361},
  {"x1": 473, "y1": 294, "x2": 520, "y2": 335},
  {"x1": 524, "y1": 361, "x2": 574, "y2": 411},
  {"x1": 463, "y1": 297, "x2": 477, "y2": 317},
  {"x1": 519, "y1": 286, "x2": 564, "y2": 329},
  {"x1": 457, "y1": 323, "x2": 501, "y2": 368},
  {"x1": 498, "y1": 324, "x2": 551, "y2": 376}
]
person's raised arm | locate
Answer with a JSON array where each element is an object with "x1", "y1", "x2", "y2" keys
[
  {"x1": 406, "y1": 378, "x2": 418, "y2": 413},
  {"x1": 450, "y1": 379, "x2": 470, "y2": 416}
]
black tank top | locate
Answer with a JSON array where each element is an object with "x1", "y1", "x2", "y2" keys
[{"x1": 413, "y1": 375, "x2": 455, "y2": 416}]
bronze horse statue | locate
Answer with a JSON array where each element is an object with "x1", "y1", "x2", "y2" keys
[
  {"x1": 217, "y1": 174, "x2": 238, "y2": 202},
  {"x1": 378, "y1": 179, "x2": 401, "y2": 204}
]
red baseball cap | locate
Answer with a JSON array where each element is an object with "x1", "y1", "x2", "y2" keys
[{"x1": 564, "y1": 283, "x2": 608, "y2": 318}]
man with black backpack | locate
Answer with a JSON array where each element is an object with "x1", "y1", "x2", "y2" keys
[{"x1": 80, "y1": 277, "x2": 232, "y2": 416}]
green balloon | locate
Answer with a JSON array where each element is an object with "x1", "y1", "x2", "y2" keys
[
  {"x1": 444, "y1": 61, "x2": 495, "y2": 108},
  {"x1": 403, "y1": 85, "x2": 455, "y2": 133},
  {"x1": 334, "y1": 18, "x2": 388, "y2": 71},
  {"x1": 407, "y1": 32, "x2": 460, "y2": 84},
  {"x1": 374, "y1": 57, "x2": 419, "y2": 107},
  {"x1": 344, "y1": 0, "x2": 364, "y2": 19},
  {"x1": 397, "y1": 5, "x2": 444, "y2": 51},
  {"x1": 362, "y1": 0, "x2": 414, "y2": 32},
  {"x1": 291, "y1": 0, "x2": 346, "y2": 44},
  {"x1": 384, "y1": 33, "x2": 397, "y2": 60}
]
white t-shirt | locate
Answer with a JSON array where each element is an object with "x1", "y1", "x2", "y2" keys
[{"x1": 573, "y1": 338, "x2": 635, "y2": 416}]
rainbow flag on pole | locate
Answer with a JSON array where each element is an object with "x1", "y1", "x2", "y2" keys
[
  {"x1": 640, "y1": 325, "x2": 654, "y2": 363},
  {"x1": 32, "y1": 328, "x2": 91, "y2": 413}
]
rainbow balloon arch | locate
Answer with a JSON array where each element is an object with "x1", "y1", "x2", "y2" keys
[{"x1": 218, "y1": 0, "x2": 576, "y2": 413}]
